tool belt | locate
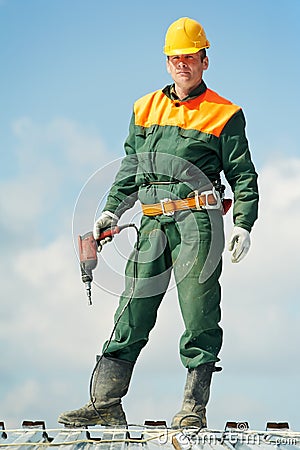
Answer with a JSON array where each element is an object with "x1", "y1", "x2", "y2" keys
[{"x1": 141, "y1": 188, "x2": 222, "y2": 217}]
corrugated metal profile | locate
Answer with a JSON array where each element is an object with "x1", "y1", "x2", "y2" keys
[{"x1": 0, "y1": 421, "x2": 299, "y2": 450}]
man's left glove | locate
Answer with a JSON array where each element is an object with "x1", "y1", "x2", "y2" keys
[
  {"x1": 228, "y1": 226, "x2": 251, "y2": 263},
  {"x1": 93, "y1": 211, "x2": 119, "y2": 251}
]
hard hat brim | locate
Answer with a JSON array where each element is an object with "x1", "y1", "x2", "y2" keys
[{"x1": 163, "y1": 43, "x2": 210, "y2": 56}]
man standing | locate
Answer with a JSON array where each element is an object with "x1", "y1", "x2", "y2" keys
[{"x1": 58, "y1": 17, "x2": 258, "y2": 429}]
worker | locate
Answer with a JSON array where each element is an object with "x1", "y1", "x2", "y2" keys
[{"x1": 58, "y1": 17, "x2": 259, "y2": 429}]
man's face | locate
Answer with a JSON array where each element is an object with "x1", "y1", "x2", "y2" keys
[{"x1": 166, "y1": 52, "x2": 209, "y2": 94}]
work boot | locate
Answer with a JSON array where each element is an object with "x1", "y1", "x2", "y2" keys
[
  {"x1": 171, "y1": 362, "x2": 218, "y2": 429},
  {"x1": 58, "y1": 356, "x2": 134, "y2": 427}
]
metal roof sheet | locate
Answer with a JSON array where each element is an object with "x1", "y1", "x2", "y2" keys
[{"x1": 0, "y1": 421, "x2": 299, "y2": 450}]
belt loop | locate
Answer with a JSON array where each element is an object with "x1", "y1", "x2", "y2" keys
[{"x1": 193, "y1": 190, "x2": 202, "y2": 210}]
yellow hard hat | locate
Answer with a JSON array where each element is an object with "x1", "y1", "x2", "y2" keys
[{"x1": 163, "y1": 17, "x2": 210, "y2": 56}]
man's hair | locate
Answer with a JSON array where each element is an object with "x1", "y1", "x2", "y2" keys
[{"x1": 199, "y1": 49, "x2": 207, "y2": 62}]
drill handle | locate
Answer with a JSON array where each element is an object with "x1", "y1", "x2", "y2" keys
[
  {"x1": 97, "y1": 225, "x2": 121, "y2": 241},
  {"x1": 97, "y1": 224, "x2": 133, "y2": 242}
]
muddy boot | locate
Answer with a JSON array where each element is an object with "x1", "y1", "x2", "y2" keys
[
  {"x1": 58, "y1": 356, "x2": 134, "y2": 427},
  {"x1": 171, "y1": 362, "x2": 219, "y2": 429}
]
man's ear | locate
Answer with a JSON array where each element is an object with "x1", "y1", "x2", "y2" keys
[
  {"x1": 203, "y1": 56, "x2": 209, "y2": 70},
  {"x1": 166, "y1": 58, "x2": 171, "y2": 74}
]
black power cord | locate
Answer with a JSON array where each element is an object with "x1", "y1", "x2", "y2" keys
[{"x1": 89, "y1": 223, "x2": 140, "y2": 425}]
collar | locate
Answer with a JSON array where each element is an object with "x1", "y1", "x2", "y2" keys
[{"x1": 162, "y1": 80, "x2": 207, "y2": 102}]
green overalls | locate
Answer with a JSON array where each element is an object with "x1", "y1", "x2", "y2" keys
[{"x1": 102, "y1": 81, "x2": 259, "y2": 368}]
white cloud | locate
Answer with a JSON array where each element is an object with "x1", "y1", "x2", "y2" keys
[
  {"x1": 2, "y1": 380, "x2": 41, "y2": 416},
  {"x1": 46, "y1": 118, "x2": 107, "y2": 168},
  {"x1": 220, "y1": 157, "x2": 300, "y2": 375},
  {"x1": 12, "y1": 117, "x2": 109, "y2": 171},
  {"x1": 9, "y1": 235, "x2": 117, "y2": 368},
  {"x1": 1, "y1": 165, "x2": 58, "y2": 230},
  {"x1": 0, "y1": 117, "x2": 110, "y2": 236}
]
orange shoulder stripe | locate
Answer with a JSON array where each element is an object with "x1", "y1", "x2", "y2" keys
[{"x1": 134, "y1": 88, "x2": 241, "y2": 137}]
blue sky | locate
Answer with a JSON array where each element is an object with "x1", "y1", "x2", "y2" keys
[{"x1": 1, "y1": 0, "x2": 300, "y2": 431}]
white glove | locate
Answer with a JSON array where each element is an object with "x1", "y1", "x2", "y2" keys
[
  {"x1": 228, "y1": 226, "x2": 251, "y2": 263},
  {"x1": 93, "y1": 211, "x2": 118, "y2": 251}
]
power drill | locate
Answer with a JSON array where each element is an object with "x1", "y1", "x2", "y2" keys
[{"x1": 78, "y1": 224, "x2": 135, "y2": 305}]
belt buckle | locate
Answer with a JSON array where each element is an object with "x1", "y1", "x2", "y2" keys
[
  {"x1": 160, "y1": 198, "x2": 175, "y2": 216},
  {"x1": 200, "y1": 187, "x2": 222, "y2": 210}
]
